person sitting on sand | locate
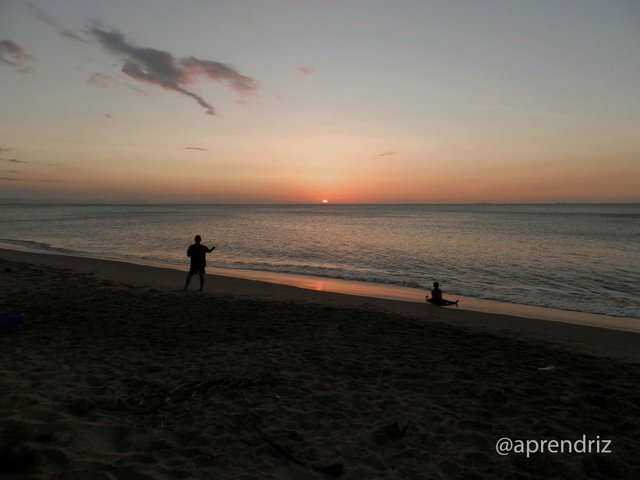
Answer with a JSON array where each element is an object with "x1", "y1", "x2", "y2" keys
[
  {"x1": 426, "y1": 281, "x2": 458, "y2": 306},
  {"x1": 184, "y1": 235, "x2": 215, "y2": 292}
]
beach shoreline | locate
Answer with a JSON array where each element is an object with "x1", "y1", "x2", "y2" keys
[
  {"x1": 2, "y1": 247, "x2": 640, "y2": 478},
  {"x1": 207, "y1": 266, "x2": 640, "y2": 333},
  {"x1": 2, "y1": 247, "x2": 640, "y2": 364},
  {"x1": 1, "y1": 246, "x2": 638, "y2": 333}
]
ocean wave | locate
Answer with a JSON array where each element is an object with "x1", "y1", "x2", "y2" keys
[
  {"x1": 214, "y1": 261, "x2": 426, "y2": 290},
  {"x1": 0, "y1": 238, "x2": 81, "y2": 256}
]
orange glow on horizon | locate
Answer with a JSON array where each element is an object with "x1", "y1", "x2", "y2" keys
[{"x1": 1, "y1": 141, "x2": 638, "y2": 203}]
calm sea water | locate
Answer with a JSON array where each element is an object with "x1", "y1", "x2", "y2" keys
[{"x1": 1, "y1": 203, "x2": 639, "y2": 319}]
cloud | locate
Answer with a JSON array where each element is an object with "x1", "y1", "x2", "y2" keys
[
  {"x1": 0, "y1": 40, "x2": 34, "y2": 73},
  {"x1": 28, "y1": 3, "x2": 84, "y2": 42},
  {"x1": 0, "y1": 176, "x2": 22, "y2": 181},
  {"x1": 1, "y1": 158, "x2": 26, "y2": 164},
  {"x1": 372, "y1": 151, "x2": 398, "y2": 159},
  {"x1": 87, "y1": 26, "x2": 258, "y2": 116},
  {"x1": 87, "y1": 72, "x2": 149, "y2": 96},
  {"x1": 297, "y1": 66, "x2": 315, "y2": 76},
  {"x1": 87, "y1": 72, "x2": 119, "y2": 88},
  {"x1": 180, "y1": 57, "x2": 258, "y2": 95},
  {"x1": 184, "y1": 147, "x2": 209, "y2": 151},
  {"x1": 0, "y1": 147, "x2": 14, "y2": 153}
]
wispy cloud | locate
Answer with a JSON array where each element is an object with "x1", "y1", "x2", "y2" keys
[
  {"x1": 87, "y1": 25, "x2": 258, "y2": 116},
  {"x1": 22, "y1": 4, "x2": 258, "y2": 116},
  {"x1": 0, "y1": 176, "x2": 22, "y2": 181},
  {"x1": 1, "y1": 152, "x2": 56, "y2": 168},
  {"x1": 28, "y1": 3, "x2": 83, "y2": 42},
  {"x1": 297, "y1": 66, "x2": 315, "y2": 77},
  {"x1": 0, "y1": 40, "x2": 34, "y2": 73},
  {"x1": 0, "y1": 148, "x2": 26, "y2": 165},
  {"x1": 1, "y1": 158, "x2": 27, "y2": 164},
  {"x1": 371, "y1": 151, "x2": 398, "y2": 159},
  {"x1": 184, "y1": 147, "x2": 209, "y2": 151},
  {"x1": 87, "y1": 72, "x2": 148, "y2": 96},
  {"x1": 87, "y1": 72, "x2": 118, "y2": 88}
]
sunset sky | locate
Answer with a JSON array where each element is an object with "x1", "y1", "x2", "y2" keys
[{"x1": 1, "y1": 0, "x2": 639, "y2": 203}]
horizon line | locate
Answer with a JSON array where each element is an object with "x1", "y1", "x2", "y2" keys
[{"x1": 1, "y1": 199, "x2": 638, "y2": 206}]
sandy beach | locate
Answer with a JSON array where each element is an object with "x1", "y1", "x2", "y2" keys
[{"x1": 1, "y1": 248, "x2": 640, "y2": 479}]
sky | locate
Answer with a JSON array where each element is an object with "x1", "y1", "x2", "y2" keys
[{"x1": 1, "y1": 0, "x2": 639, "y2": 203}]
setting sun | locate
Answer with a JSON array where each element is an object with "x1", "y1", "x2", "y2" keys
[{"x1": 322, "y1": 199, "x2": 329, "y2": 204}]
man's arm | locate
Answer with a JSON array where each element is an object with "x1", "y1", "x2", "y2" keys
[{"x1": 208, "y1": 246, "x2": 216, "y2": 253}]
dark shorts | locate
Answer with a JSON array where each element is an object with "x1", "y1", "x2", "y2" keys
[{"x1": 189, "y1": 264, "x2": 205, "y2": 275}]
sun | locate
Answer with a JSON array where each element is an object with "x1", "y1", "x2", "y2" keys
[{"x1": 322, "y1": 199, "x2": 329, "y2": 204}]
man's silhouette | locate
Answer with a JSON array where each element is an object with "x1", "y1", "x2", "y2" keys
[
  {"x1": 184, "y1": 235, "x2": 215, "y2": 291},
  {"x1": 426, "y1": 281, "x2": 458, "y2": 306}
]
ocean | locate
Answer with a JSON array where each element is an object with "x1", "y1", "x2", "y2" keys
[{"x1": 1, "y1": 203, "x2": 638, "y2": 319}]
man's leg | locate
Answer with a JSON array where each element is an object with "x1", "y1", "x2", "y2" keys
[
  {"x1": 199, "y1": 272, "x2": 205, "y2": 291},
  {"x1": 184, "y1": 272, "x2": 194, "y2": 290}
]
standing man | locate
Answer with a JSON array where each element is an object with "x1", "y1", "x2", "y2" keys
[{"x1": 184, "y1": 235, "x2": 215, "y2": 291}]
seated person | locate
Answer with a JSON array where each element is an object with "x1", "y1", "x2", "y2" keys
[{"x1": 426, "y1": 281, "x2": 458, "y2": 306}]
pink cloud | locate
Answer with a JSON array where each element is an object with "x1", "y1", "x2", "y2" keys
[
  {"x1": 297, "y1": 66, "x2": 315, "y2": 77},
  {"x1": 181, "y1": 57, "x2": 257, "y2": 95},
  {"x1": 184, "y1": 147, "x2": 209, "y2": 151},
  {"x1": 0, "y1": 40, "x2": 34, "y2": 73}
]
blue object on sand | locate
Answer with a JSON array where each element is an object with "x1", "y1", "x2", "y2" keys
[{"x1": 0, "y1": 311, "x2": 24, "y2": 332}]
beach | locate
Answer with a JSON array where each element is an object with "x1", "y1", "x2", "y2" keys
[{"x1": 1, "y1": 248, "x2": 640, "y2": 479}]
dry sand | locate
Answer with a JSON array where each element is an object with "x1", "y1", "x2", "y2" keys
[{"x1": 1, "y1": 248, "x2": 639, "y2": 479}]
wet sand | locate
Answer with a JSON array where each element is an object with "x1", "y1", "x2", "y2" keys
[{"x1": 1, "y1": 248, "x2": 639, "y2": 478}]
